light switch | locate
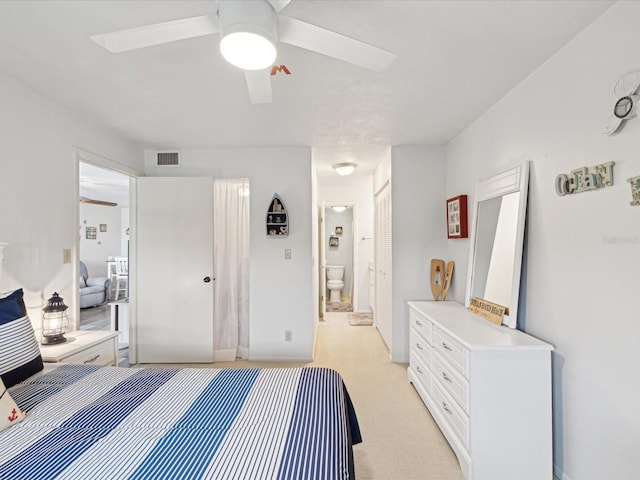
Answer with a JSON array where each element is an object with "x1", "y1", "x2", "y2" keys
[
  {"x1": 284, "y1": 249, "x2": 292, "y2": 260},
  {"x1": 63, "y1": 249, "x2": 71, "y2": 264}
]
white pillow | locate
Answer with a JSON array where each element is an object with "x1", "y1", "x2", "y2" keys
[{"x1": 0, "y1": 378, "x2": 26, "y2": 432}]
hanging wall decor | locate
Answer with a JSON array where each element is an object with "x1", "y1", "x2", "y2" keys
[
  {"x1": 329, "y1": 236, "x2": 339, "y2": 247},
  {"x1": 555, "y1": 161, "x2": 614, "y2": 196},
  {"x1": 266, "y1": 193, "x2": 289, "y2": 236},
  {"x1": 628, "y1": 175, "x2": 640, "y2": 206},
  {"x1": 446, "y1": 195, "x2": 468, "y2": 239},
  {"x1": 85, "y1": 227, "x2": 97, "y2": 240}
]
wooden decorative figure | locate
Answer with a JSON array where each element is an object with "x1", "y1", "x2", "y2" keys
[
  {"x1": 430, "y1": 259, "x2": 445, "y2": 300},
  {"x1": 628, "y1": 175, "x2": 640, "y2": 206},
  {"x1": 441, "y1": 261, "x2": 455, "y2": 301},
  {"x1": 266, "y1": 193, "x2": 289, "y2": 236}
]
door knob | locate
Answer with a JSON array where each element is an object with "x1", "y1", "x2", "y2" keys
[{"x1": 203, "y1": 276, "x2": 212, "y2": 283}]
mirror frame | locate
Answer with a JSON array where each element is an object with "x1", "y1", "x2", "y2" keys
[{"x1": 465, "y1": 161, "x2": 530, "y2": 328}]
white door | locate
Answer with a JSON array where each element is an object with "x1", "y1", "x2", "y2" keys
[
  {"x1": 137, "y1": 177, "x2": 214, "y2": 363},
  {"x1": 375, "y1": 183, "x2": 392, "y2": 351}
]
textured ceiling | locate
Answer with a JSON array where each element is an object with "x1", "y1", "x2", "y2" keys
[{"x1": 0, "y1": 0, "x2": 614, "y2": 180}]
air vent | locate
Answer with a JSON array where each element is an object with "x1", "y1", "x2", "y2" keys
[{"x1": 156, "y1": 151, "x2": 180, "y2": 167}]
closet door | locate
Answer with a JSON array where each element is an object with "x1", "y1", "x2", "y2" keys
[
  {"x1": 137, "y1": 177, "x2": 214, "y2": 363},
  {"x1": 375, "y1": 183, "x2": 392, "y2": 351}
]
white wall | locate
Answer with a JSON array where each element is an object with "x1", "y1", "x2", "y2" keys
[
  {"x1": 78, "y1": 203, "x2": 123, "y2": 277},
  {"x1": 144, "y1": 147, "x2": 314, "y2": 361},
  {"x1": 0, "y1": 72, "x2": 143, "y2": 326},
  {"x1": 391, "y1": 145, "x2": 447, "y2": 362},
  {"x1": 445, "y1": 3, "x2": 639, "y2": 479},
  {"x1": 319, "y1": 175, "x2": 374, "y2": 312}
]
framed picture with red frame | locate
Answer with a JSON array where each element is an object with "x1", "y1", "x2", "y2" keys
[{"x1": 446, "y1": 195, "x2": 468, "y2": 239}]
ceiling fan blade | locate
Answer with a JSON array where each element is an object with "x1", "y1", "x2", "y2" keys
[
  {"x1": 603, "y1": 115, "x2": 623, "y2": 136},
  {"x1": 244, "y1": 69, "x2": 273, "y2": 104},
  {"x1": 278, "y1": 16, "x2": 396, "y2": 72},
  {"x1": 80, "y1": 197, "x2": 118, "y2": 207},
  {"x1": 90, "y1": 14, "x2": 218, "y2": 53},
  {"x1": 266, "y1": 0, "x2": 292, "y2": 13}
]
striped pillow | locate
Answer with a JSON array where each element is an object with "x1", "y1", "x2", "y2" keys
[{"x1": 0, "y1": 289, "x2": 43, "y2": 388}]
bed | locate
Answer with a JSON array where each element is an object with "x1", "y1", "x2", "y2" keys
[
  {"x1": 1, "y1": 364, "x2": 361, "y2": 480},
  {"x1": 0, "y1": 288, "x2": 361, "y2": 480}
]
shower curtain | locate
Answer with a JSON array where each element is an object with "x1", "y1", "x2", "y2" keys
[{"x1": 213, "y1": 178, "x2": 250, "y2": 361}]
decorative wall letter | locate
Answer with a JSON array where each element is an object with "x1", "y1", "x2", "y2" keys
[
  {"x1": 555, "y1": 161, "x2": 615, "y2": 196},
  {"x1": 628, "y1": 175, "x2": 640, "y2": 206}
]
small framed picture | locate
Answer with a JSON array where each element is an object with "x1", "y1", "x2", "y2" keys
[
  {"x1": 335, "y1": 226, "x2": 343, "y2": 235},
  {"x1": 329, "y1": 236, "x2": 339, "y2": 247},
  {"x1": 446, "y1": 195, "x2": 468, "y2": 239},
  {"x1": 86, "y1": 226, "x2": 97, "y2": 240},
  {"x1": 100, "y1": 224, "x2": 107, "y2": 232}
]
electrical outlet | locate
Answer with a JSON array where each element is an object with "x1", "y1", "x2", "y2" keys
[
  {"x1": 284, "y1": 249, "x2": 292, "y2": 260},
  {"x1": 63, "y1": 249, "x2": 71, "y2": 264},
  {"x1": 285, "y1": 330, "x2": 292, "y2": 342}
]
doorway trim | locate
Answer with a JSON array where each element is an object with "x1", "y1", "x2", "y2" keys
[
  {"x1": 320, "y1": 201, "x2": 358, "y2": 318},
  {"x1": 74, "y1": 148, "x2": 143, "y2": 361}
]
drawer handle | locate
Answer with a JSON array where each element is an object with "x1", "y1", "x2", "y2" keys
[
  {"x1": 416, "y1": 366, "x2": 423, "y2": 374},
  {"x1": 416, "y1": 343, "x2": 423, "y2": 350},
  {"x1": 442, "y1": 372, "x2": 452, "y2": 383},
  {"x1": 84, "y1": 354, "x2": 100, "y2": 364},
  {"x1": 441, "y1": 342, "x2": 452, "y2": 351},
  {"x1": 442, "y1": 402, "x2": 452, "y2": 415},
  {"x1": 416, "y1": 320, "x2": 423, "y2": 326}
]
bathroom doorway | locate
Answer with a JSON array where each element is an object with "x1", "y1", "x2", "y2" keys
[{"x1": 321, "y1": 203, "x2": 356, "y2": 315}]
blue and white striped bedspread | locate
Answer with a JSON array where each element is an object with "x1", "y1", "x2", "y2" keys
[{"x1": 1, "y1": 365, "x2": 361, "y2": 480}]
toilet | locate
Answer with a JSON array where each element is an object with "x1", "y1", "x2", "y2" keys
[{"x1": 326, "y1": 265, "x2": 345, "y2": 303}]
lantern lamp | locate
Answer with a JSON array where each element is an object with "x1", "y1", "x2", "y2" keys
[{"x1": 41, "y1": 292, "x2": 69, "y2": 345}]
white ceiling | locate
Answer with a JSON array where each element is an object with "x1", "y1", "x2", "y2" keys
[{"x1": 0, "y1": 0, "x2": 614, "y2": 182}]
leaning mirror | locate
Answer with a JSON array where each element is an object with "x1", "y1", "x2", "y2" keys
[{"x1": 465, "y1": 161, "x2": 530, "y2": 328}]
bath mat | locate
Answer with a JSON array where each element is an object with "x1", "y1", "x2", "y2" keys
[
  {"x1": 348, "y1": 312, "x2": 373, "y2": 326},
  {"x1": 327, "y1": 302, "x2": 354, "y2": 313}
]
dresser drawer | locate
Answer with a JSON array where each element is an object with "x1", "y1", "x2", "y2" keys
[
  {"x1": 433, "y1": 381, "x2": 469, "y2": 450},
  {"x1": 59, "y1": 340, "x2": 115, "y2": 366},
  {"x1": 409, "y1": 350, "x2": 433, "y2": 396},
  {"x1": 434, "y1": 328, "x2": 468, "y2": 377},
  {"x1": 409, "y1": 309, "x2": 433, "y2": 345},
  {"x1": 433, "y1": 352, "x2": 469, "y2": 413},
  {"x1": 410, "y1": 326, "x2": 432, "y2": 365}
]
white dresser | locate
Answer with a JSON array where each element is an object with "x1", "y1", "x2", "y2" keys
[{"x1": 407, "y1": 301, "x2": 553, "y2": 480}]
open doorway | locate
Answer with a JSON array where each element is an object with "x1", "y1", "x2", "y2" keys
[
  {"x1": 78, "y1": 161, "x2": 131, "y2": 365},
  {"x1": 321, "y1": 203, "x2": 357, "y2": 314}
]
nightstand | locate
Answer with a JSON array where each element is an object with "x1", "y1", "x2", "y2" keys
[{"x1": 40, "y1": 330, "x2": 119, "y2": 366}]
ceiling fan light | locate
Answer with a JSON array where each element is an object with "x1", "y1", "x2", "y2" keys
[
  {"x1": 333, "y1": 162, "x2": 357, "y2": 176},
  {"x1": 220, "y1": 30, "x2": 276, "y2": 70}
]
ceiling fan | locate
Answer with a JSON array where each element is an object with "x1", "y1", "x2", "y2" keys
[{"x1": 90, "y1": 0, "x2": 396, "y2": 104}]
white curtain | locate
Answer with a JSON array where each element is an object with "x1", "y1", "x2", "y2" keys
[{"x1": 213, "y1": 179, "x2": 250, "y2": 361}]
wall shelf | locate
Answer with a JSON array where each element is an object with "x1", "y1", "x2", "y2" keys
[{"x1": 266, "y1": 193, "x2": 288, "y2": 236}]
